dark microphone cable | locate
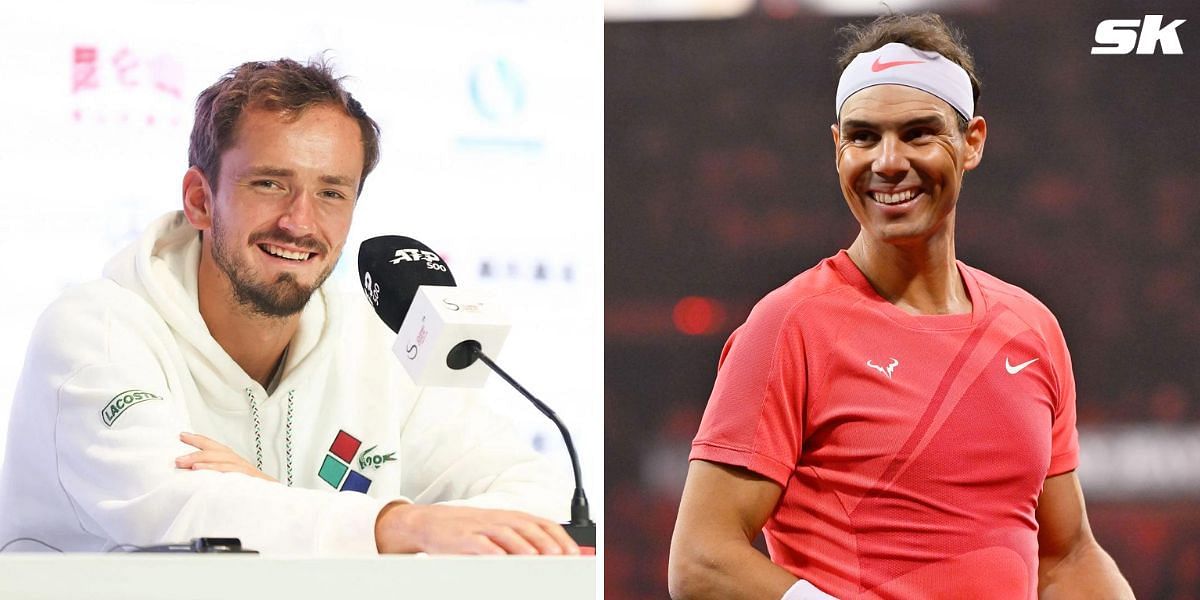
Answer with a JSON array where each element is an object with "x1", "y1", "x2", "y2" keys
[
  {"x1": 0, "y1": 536, "x2": 255, "y2": 553},
  {"x1": 0, "y1": 537, "x2": 64, "y2": 552},
  {"x1": 449, "y1": 340, "x2": 594, "y2": 545},
  {"x1": 360, "y1": 236, "x2": 596, "y2": 547}
]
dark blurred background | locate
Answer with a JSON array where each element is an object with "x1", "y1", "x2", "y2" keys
[{"x1": 605, "y1": 0, "x2": 1200, "y2": 597}]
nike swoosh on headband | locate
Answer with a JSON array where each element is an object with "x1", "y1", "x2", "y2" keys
[{"x1": 870, "y1": 57, "x2": 925, "y2": 72}]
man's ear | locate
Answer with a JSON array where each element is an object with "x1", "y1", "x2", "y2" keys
[
  {"x1": 830, "y1": 123, "x2": 841, "y2": 173},
  {"x1": 182, "y1": 167, "x2": 215, "y2": 230},
  {"x1": 962, "y1": 115, "x2": 987, "y2": 172}
]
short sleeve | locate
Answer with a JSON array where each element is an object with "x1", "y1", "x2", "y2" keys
[
  {"x1": 690, "y1": 298, "x2": 807, "y2": 487},
  {"x1": 1043, "y1": 316, "x2": 1079, "y2": 477}
]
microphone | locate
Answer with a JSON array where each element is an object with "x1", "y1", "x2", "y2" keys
[
  {"x1": 358, "y1": 236, "x2": 596, "y2": 549},
  {"x1": 358, "y1": 236, "x2": 510, "y2": 387},
  {"x1": 356, "y1": 235, "x2": 455, "y2": 332}
]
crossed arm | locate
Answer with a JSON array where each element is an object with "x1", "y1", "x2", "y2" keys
[{"x1": 175, "y1": 431, "x2": 578, "y2": 555}]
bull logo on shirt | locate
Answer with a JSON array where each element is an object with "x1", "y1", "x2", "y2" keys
[{"x1": 867, "y1": 358, "x2": 900, "y2": 378}]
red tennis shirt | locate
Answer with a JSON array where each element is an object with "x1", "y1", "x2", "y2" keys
[{"x1": 691, "y1": 251, "x2": 1079, "y2": 600}]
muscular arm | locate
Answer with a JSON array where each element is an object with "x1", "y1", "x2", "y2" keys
[
  {"x1": 668, "y1": 460, "x2": 799, "y2": 600},
  {"x1": 1036, "y1": 471, "x2": 1133, "y2": 599}
]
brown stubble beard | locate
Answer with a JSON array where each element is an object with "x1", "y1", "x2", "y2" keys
[{"x1": 209, "y1": 212, "x2": 336, "y2": 319}]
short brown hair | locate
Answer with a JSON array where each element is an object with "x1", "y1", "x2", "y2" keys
[
  {"x1": 836, "y1": 13, "x2": 981, "y2": 128},
  {"x1": 188, "y1": 57, "x2": 381, "y2": 195}
]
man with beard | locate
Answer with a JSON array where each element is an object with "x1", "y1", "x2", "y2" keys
[{"x1": 0, "y1": 58, "x2": 577, "y2": 556}]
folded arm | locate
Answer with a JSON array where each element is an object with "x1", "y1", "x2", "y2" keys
[{"x1": 53, "y1": 360, "x2": 387, "y2": 555}]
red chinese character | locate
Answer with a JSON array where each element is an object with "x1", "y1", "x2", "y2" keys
[
  {"x1": 72, "y1": 46, "x2": 99, "y2": 94},
  {"x1": 149, "y1": 54, "x2": 183, "y2": 99},
  {"x1": 112, "y1": 47, "x2": 140, "y2": 88}
]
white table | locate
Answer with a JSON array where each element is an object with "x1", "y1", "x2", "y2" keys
[{"x1": 0, "y1": 554, "x2": 597, "y2": 599}]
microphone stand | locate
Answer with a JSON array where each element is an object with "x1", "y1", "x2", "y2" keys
[{"x1": 447, "y1": 340, "x2": 596, "y2": 547}]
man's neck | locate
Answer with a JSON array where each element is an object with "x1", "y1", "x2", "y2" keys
[
  {"x1": 196, "y1": 254, "x2": 299, "y2": 389},
  {"x1": 846, "y1": 229, "x2": 971, "y2": 316}
]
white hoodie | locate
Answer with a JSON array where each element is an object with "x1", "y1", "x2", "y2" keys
[{"x1": 0, "y1": 212, "x2": 571, "y2": 554}]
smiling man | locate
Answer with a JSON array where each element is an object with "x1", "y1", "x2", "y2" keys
[
  {"x1": 0, "y1": 58, "x2": 577, "y2": 556},
  {"x1": 669, "y1": 14, "x2": 1131, "y2": 600}
]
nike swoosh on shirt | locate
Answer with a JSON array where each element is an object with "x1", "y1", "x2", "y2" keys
[
  {"x1": 871, "y1": 57, "x2": 925, "y2": 72},
  {"x1": 1005, "y1": 357, "x2": 1039, "y2": 374}
]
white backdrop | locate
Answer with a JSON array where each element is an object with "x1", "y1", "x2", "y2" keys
[{"x1": 0, "y1": 0, "x2": 602, "y2": 515}]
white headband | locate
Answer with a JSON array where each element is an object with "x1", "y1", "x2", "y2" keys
[{"x1": 835, "y1": 42, "x2": 973, "y2": 120}]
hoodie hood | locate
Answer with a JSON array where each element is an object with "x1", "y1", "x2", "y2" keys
[{"x1": 102, "y1": 211, "x2": 339, "y2": 411}]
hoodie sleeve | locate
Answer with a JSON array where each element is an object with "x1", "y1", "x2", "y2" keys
[
  {"x1": 394, "y1": 385, "x2": 574, "y2": 522},
  {"x1": 39, "y1": 284, "x2": 390, "y2": 555}
]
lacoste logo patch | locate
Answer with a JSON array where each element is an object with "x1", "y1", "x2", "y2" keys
[
  {"x1": 101, "y1": 389, "x2": 163, "y2": 427},
  {"x1": 358, "y1": 445, "x2": 397, "y2": 470}
]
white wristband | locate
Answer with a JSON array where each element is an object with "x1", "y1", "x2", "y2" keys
[{"x1": 781, "y1": 579, "x2": 839, "y2": 600}]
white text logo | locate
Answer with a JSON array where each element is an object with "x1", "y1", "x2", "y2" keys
[
  {"x1": 1092, "y1": 15, "x2": 1186, "y2": 55},
  {"x1": 390, "y1": 248, "x2": 442, "y2": 264}
]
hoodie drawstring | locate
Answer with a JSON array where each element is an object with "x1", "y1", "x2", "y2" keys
[
  {"x1": 285, "y1": 389, "x2": 294, "y2": 487},
  {"x1": 246, "y1": 388, "x2": 294, "y2": 487}
]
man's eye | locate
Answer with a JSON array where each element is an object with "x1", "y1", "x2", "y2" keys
[
  {"x1": 252, "y1": 180, "x2": 281, "y2": 189},
  {"x1": 848, "y1": 131, "x2": 875, "y2": 143},
  {"x1": 321, "y1": 190, "x2": 348, "y2": 200},
  {"x1": 905, "y1": 128, "x2": 934, "y2": 141}
]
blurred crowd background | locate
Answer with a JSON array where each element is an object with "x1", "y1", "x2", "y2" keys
[{"x1": 605, "y1": 0, "x2": 1200, "y2": 597}]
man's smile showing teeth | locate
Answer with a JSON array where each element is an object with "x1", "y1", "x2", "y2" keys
[
  {"x1": 870, "y1": 189, "x2": 919, "y2": 205},
  {"x1": 260, "y1": 243, "x2": 313, "y2": 262}
]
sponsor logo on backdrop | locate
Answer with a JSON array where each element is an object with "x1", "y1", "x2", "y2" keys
[
  {"x1": 477, "y1": 259, "x2": 575, "y2": 284},
  {"x1": 456, "y1": 57, "x2": 543, "y2": 153},
  {"x1": 1092, "y1": 15, "x2": 1186, "y2": 54},
  {"x1": 469, "y1": 58, "x2": 525, "y2": 122},
  {"x1": 72, "y1": 45, "x2": 187, "y2": 126}
]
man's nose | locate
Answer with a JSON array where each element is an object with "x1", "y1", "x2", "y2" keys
[
  {"x1": 278, "y1": 189, "x2": 316, "y2": 235},
  {"x1": 872, "y1": 134, "x2": 910, "y2": 179}
]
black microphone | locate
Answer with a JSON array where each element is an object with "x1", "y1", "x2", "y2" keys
[
  {"x1": 359, "y1": 236, "x2": 508, "y2": 386},
  {"x1": 358, "y1": 236, "x2": 597, "y2": 549},
  {"x1": 357, "y1": 235, "x2": 455, "y2": 333}
]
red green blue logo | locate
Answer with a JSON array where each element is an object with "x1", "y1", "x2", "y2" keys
[{"x1": 318, "y1": 430, "x2": 372, "y2": 493}]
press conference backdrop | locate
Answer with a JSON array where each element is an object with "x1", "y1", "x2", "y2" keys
[{"x1": 0, "y1": 0, "x2": 602, "y2": 515}]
